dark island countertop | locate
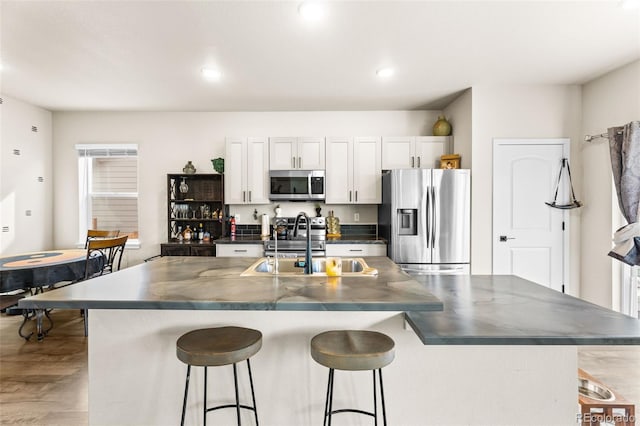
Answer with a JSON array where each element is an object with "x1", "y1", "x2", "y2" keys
[
  {"x1": 18, "y1": 256, "x2": 440, "y2": 312},
  {"x1": 405, "y1": 274, "x2": 640, "y2": 345}
]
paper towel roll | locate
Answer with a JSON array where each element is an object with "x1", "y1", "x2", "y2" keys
[{"x1": 261, "y1": 214, "x2": 270, "y2": 236}]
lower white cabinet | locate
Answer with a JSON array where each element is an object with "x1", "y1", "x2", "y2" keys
[
  {"x1": 216, "y1": 244, "x2": 263, "y2": 257},
  {"x1": 325, "y1": 244, "x2": 387, "y2": 257}
]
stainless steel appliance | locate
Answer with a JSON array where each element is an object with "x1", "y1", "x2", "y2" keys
[
  {"x1": 269, "y1": 170, "x2": 325, "y2": 201},
  {"x1": 264, "y1": 216, "x2": 326, "y2": 257},
  {"x1": 378, "y1": 169, "x2": 470, "y2": 274}
]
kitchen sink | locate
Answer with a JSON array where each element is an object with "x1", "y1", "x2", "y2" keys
[
  {"x1": 578, "y1": 378, "x2": 615, "y2": 401},
  {"x1": 240, "y1": 257, "x2": 378, "y2": 277}
]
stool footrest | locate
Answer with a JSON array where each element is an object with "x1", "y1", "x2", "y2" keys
[
  {"x1": 206, "y1": 403, "x2": 256, "y2": 413},
  {"x1": 330, "y1": 408, "x2": 375, "y2": 417}
]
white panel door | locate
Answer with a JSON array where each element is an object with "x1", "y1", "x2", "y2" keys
[
  {"x1": 353, "y1": 136, "x2": 381, "y2": 204},
  {"x1": 415, "y1": 136, "x2": 451, "y2": 169},
  {"x1": 381, "y1": 137, "x2": 414, "y2": 169},
  {"x1": 493, "y1": 139, "x2": 569, "y2": 292},
  {"x1": 224, "y1": 138, "x2": 246, "y2": 204},
  {"x1": 297, "y1": 137, "x2": 325, "y2": 170},
  {"x1": 269, "y1": 137, "x2": 296, "y2": 170},
  {"x1": 325, "y1": 137, "x2": 352, "y2": 204},
  {"x1": 246, "y1": 137, "x2": 269, "y2": 204}
]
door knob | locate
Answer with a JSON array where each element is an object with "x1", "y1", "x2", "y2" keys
[{"x1": 499, "y1": 236, "x2": 515, "y2": 242}]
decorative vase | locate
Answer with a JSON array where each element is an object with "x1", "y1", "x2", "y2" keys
[
  {"x1": 315, "y1": 207, "x2": 322, "y2": 217},
  {"x1": 182, "y1": 161, "x2": 196, "y2": 174},
  {"x1": 433, "y1": 115, "x2": 452, "y2": 136},
  {"x1": 211, "y1": 158, "x2": 224, "y2": 174}
]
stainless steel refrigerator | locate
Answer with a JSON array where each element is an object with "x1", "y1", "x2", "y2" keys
[{"x1": 378, "y1": 169, "x2": 470, "y2": 274}]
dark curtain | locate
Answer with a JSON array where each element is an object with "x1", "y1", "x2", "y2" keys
[{"x1": 608, "y1": 120, "x2": 640, "y2": 266}]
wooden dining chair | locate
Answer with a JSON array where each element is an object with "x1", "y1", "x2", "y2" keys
[
  {"x1": 82, "y1": 235, "x2": 128, "y2": 336},
  {"x1": 84, "y1": 235, "x2": 128, "y2": 280},
  {"x1": 84, "y1": 229, "x2": 120, "y2": 249}
]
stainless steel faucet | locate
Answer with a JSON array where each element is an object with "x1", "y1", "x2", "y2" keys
[{"x1": 293, "y1": 212, "x2": 312, "y2": 274}]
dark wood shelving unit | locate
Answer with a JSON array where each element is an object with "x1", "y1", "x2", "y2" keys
[{"x1": 161, "y1": 173, "x2": 225, "y2": 257}]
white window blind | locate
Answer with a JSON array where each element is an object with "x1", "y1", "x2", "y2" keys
[{"x1": 76, "y1": 144, "x2": 139, "y2": 245}]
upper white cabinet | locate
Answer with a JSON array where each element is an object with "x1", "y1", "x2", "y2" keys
[
  {"x1": 381, "y1": 136, "x2": 451, "y2": 169},
  {"x1": 225, "y1": 137, "x2": 270, "y2": 204},
  {"x1": 326, "y1": 136, "x2": 381, "y2": 204},
  {"x1": 269, "y1": 137, "x2": 325, "y2": 170}
]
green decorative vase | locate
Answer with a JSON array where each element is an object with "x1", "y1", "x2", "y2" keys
[
  {"x1": 211, "y1": 158, "x2": 224, "y2": 174},
  {"x1": 433, "y1": 115, "x2": 452, "y2": 136}
]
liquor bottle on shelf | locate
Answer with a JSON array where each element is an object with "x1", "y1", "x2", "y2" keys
[
  {"x1": 177, "y1": 226, "x2": 183, "y2": 242},
  {"x1": 230, "y1": 216, "x2": 236, "y2": 239},
  {"x1": 183, "y1": 225, "x2": 192, "y2": 241},
  {"x1": 198, "y1": 223, "x2": 204, "y2": 241}
]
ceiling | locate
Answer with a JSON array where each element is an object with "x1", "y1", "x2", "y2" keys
[{"x1": 1, "y1": 1, "x2": 638, "y2": 112}]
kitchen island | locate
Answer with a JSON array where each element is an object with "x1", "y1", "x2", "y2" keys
[{"x1": 18, "y1": 256, "x2": 640, "y2": 425}]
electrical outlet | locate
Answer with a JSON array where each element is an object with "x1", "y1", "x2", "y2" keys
[{"x1": 354, "y1": 213, "x2": 360, "y2": 222}]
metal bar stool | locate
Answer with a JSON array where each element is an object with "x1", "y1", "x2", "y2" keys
[
  {"x1": 311, "y1": 330, "x2": 395, "y2": 426},
  {"x1": 177, "y1": 326, "x2": 262, "y2": 426}
]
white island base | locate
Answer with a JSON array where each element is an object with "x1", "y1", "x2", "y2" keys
[{"x1": 89, "y1": 310, "x2": 577, "y2": 425}]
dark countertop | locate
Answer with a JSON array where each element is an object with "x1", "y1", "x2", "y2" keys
[
  {"x1": 18, "y1": 256, "x2": 441, "y2": 312},
  {"x1": 405, "y1": 274, "x2": 640, "y2": 345},
  {"x1": 215, "y1": 235, "x2": 386, "y2": 244}
]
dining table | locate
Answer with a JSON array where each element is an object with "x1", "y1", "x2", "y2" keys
[{"x1": 0, "y1": 249, "x2": 100, "y2": 340}]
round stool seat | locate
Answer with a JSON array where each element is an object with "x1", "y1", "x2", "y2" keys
[
  {"x1": 176, "y1": 326, "x2": 262, "y2": 367},
  {"x1": 311, "y1": 330, "x2": 395, "y2": 371}
]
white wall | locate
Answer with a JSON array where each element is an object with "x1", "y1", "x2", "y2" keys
[
  {"x1": 0, "y1": 95, "x2": 53, "y2": 255},
  {"x1": 470, "y1": 85, "x2": 583, "y2": 296},
  {"x1": 443, "y1": 88, "x2": 472, "y2": 169},
  {"x1": 52, "y1": 111, "x2": 439, "y2": 264},
  {"x1": 580, "y1": 59, "x2": 640, "y2": 310}
]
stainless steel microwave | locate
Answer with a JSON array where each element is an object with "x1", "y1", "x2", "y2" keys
[{"x1": 269, "y1": 170, "x2": 325, "y2": 201}]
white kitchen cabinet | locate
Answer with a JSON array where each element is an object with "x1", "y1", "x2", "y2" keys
[
  {"x1": 269, "y1": 137, "x2": 325, "y2": 170},
  {"x1": 325, "y1": 136, "x2": 381, "y2": 204},
  {"x1": 215, "y1": 243, "x2": 263, "y2": 257},
  {"x1": 224, "y1": 137, "x2": 270, "y2": 204},
  {"x1": 325, "y1": 244, "x2": 387, "y2": 257},
  {"x1": 381, "y1": 136, "x2": 451, "y2": 169}
]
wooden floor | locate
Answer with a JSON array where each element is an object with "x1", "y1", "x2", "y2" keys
[{"x1": 0, "y1": 309, "x2": 638, "y2": 425}]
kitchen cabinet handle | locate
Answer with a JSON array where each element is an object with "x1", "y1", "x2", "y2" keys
[
  {"x1": 355, "y1": 191, "x2": 358, "y2": 202},
  {"x1": 292, "y1": 157, "x2": 296, "y2": 168},
  {"x1": 234, "y1": 249, "x2": 248, "y2": 253},
  {"x1": 417, "y1": 157, "x2": 421, "y2": 168},
  {"x1": 298, "y1": 157, "x2": 302, "y2": 168},
  {"x1": 411, "y1": 156, "x2": 415, "y2": 168},
  {"x1": 249, "y1": 191, "x2": 252, "y2": 202},
  {"x1": 243, "y1": 191, "x2": 246, "y2": 202},
  {"x1": 349, "y1": 249, "x2": 363, "y2": 252},
  {"x1": 349, "y1": 190, "x2": 352, "y2": 202}
]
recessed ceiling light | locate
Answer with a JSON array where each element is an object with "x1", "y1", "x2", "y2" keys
[
  {"x1": 298, "y1": 2, "x2": 326, "y2": 21},
  {"x1": 376, "y1": 68, "x2": 395, "y2": 78},
  {"x1": 620, "y1": 0, "x2": 640, "y2": 9},
  {"x1": 201, "y1": 67, "x2": 222, "y2": 81}
]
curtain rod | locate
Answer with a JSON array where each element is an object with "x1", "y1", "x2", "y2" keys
[{"x1": 584, "y1": 130, "x2": 623, "y2": 142}]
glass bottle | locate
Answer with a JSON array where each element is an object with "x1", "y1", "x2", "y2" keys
[{"x1": 183, "y1": 225, "x2": 192, "y2": 241}]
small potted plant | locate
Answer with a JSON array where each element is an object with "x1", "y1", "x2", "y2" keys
[{"x1": 315, "y1": 203, "x2": 322, "y2": 217}]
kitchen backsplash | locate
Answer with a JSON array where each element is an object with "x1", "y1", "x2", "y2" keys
[
  {"x1": 234, "y1": 223, "x2": 377, "y2": 238},
  {"x1": 229, "y1": 202, "x2": 378, "y2": 226}
]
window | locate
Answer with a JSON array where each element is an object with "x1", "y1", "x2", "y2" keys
[{"x1": 76, "y1": 144, "x2": 139, "y2": 246}]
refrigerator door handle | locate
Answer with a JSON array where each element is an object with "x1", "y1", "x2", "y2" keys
[
  {"x1": 431, "y1": 186, "x2": 436, "y2": 248},
  {"x1": 425, "y1": 184, "x2": 430, "y2": 248}
]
